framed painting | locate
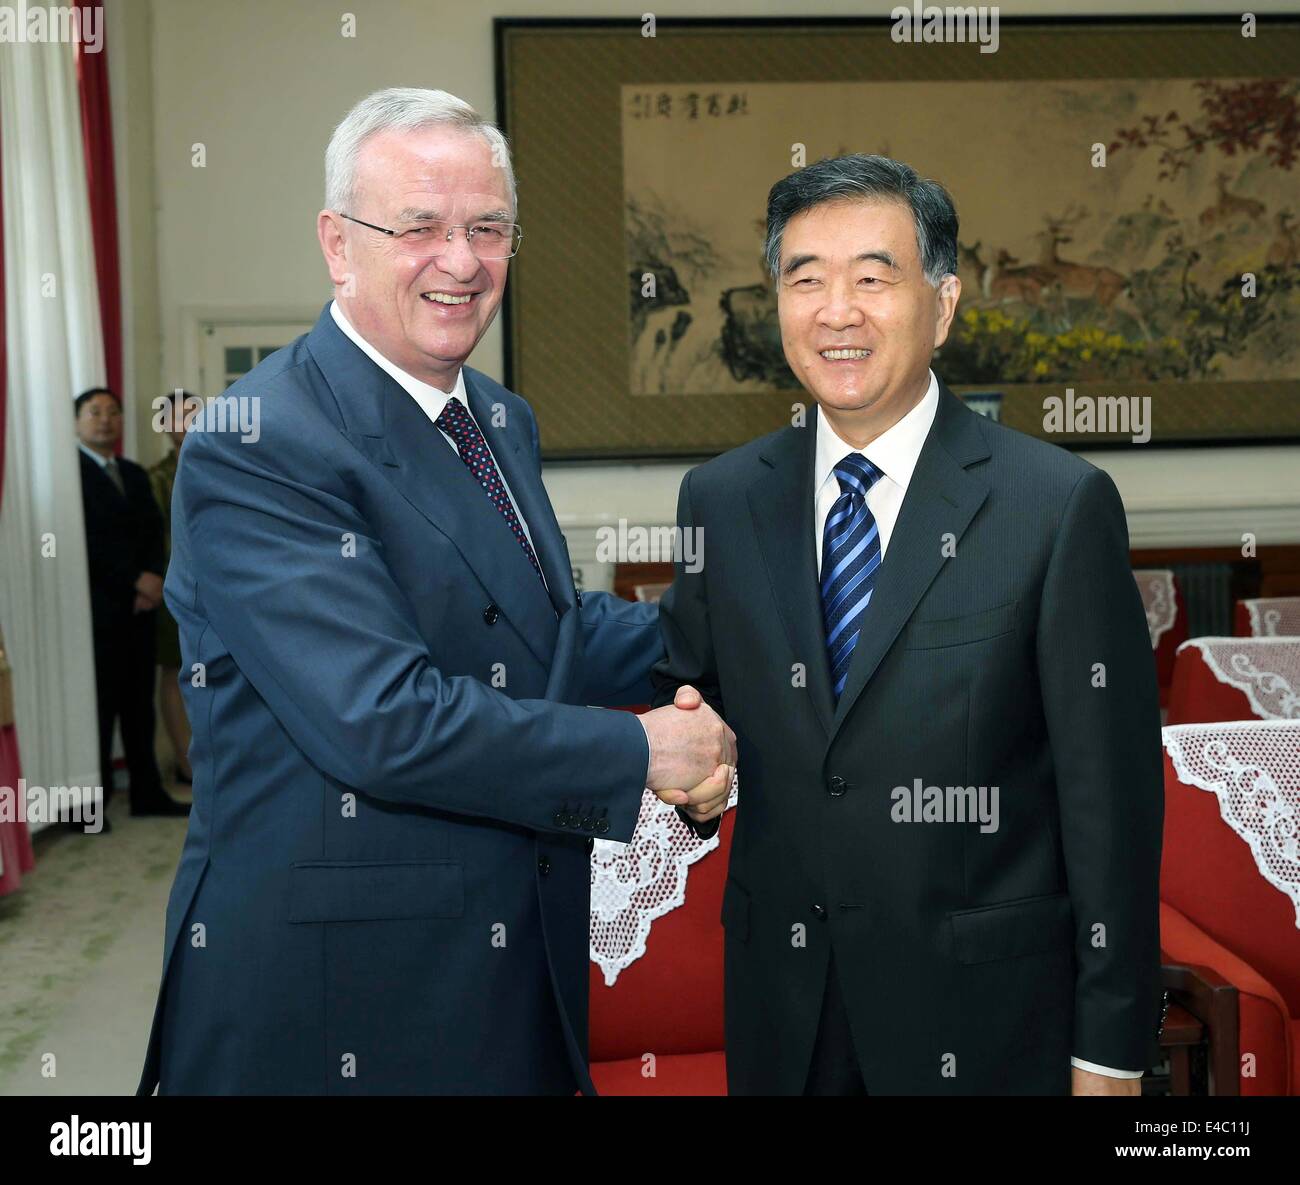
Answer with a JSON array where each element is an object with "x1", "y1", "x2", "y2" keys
[{"x1": 495, "y1": 15, "x2": 1300, "y2": 457}]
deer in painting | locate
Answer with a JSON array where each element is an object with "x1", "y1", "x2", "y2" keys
[
  {"x1": 1032, "y1": 205, "x2": 1126, "y2": 309},
  {"x1": 961, "y1": 239, "x2": 987, "y2": 294},
  {"x1": 1199, "y1": 172, "x2": 1266, "y2": 231},
  {"x1": 1266, "y1": 209, "x2": 1297, "y2": 269},
  {"x1": 958, "y1": 240, "x2": 1048, "y2": 305},
  {"x1": 987, "y1": 249, "x2": 1051, "y2": 304}
]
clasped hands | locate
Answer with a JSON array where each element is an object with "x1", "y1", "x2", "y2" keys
[{"x1": 638, "y1": 685, "x2": 736, "y2": 825}]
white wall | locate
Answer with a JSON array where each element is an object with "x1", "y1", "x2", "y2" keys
[{"x1": 118, "y1": 0, "x2": 1300, "y2": 568}]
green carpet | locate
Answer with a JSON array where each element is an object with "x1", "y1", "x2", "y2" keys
[{"x1": 0, "y1": 792, "x2": 189, "y2": 1094}]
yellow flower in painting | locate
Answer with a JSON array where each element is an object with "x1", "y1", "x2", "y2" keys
[
  {"x1": 1080, "y1": 348, "x2": 1093, "y2": 360},
  {"x1": 1034, "y1": 359, "x2": 1050, "y2": 376}
]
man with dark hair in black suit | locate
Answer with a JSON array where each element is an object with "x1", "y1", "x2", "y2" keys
[
  {"x1": 75, "y1": 387, "x2": 188, "y2": 825},
  {"x1": 653, "y1": 155, "x2": 1164, "y2": 1096}
]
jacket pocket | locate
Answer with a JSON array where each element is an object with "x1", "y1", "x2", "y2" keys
[
  {"x1": 720, "y1": 877, "x2": 751, "y2": 944},
  {"x1": 288, "y1": 860, "x2": 464, "y2": 923},
  {"x1": 902, "y1": 600, "x2": 1017, "y2": 650},
  {"x1": 948, "y1": 890, "x2": 1073, "y2": 964}
]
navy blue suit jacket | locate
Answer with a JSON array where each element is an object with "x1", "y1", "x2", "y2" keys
[{"x1": 138, "y1": 304, "x2": 659, "y2": 1095}]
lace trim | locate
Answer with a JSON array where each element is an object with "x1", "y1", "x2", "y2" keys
[
  {"x1": 1180, "y1": 637, "x2": 1300, "y2": 720},
  {"x1": 590, "y1": 775, "x2": 738, "y2": 985},
  {"x1": 1162, "y1": 721, "x2": 1300, "y2": 928}
]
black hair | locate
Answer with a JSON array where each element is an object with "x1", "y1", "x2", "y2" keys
[
  {"x1": 74, "y1": 387, "x2": 121, "y2": 415},
  {"x1": 764, "y1": 153, "x2": 959, "y2": 285}
]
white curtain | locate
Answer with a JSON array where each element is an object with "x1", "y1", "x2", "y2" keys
[{"x1": 0, "y1": 37, "x2": 105, "y2": 827}]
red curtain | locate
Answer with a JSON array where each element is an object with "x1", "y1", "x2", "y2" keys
[
  {"x1": 74, "y1": 0, "x2": 122, "y2": 400},
  {"x1": 0, "y1": 112, "x2": 6, "y2": 504},
  {"x1": 0, "y1": 99, "x2": 35, "y2": 896},
  {"x1": 0, "y1": 729, "x2": 35, "y2": 897}
]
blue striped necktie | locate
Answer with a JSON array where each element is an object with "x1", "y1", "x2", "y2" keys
[{"x1": 821, "y1": 454, "x2": 884, "y2": 700}]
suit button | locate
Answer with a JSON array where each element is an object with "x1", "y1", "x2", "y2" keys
[
  {"x1": 595, "y1": 818, "x2": 610, "y2": 835},
  {"x1": 580, "y1": 817, "x2": 595, "y2": 831},
  {"x1": 828, "y1": 776, "x2": 849, "y2": 798},
  {"x1": 538, "y1": 856, "x2": 551, "y2": 876},
  {"x1": 811, "y1": 904, "x2": 828, "y2": 921},
  {"x1": 553, "y1": 810, "x2": 567, "y2": 827},
  {"x1": 483, "y1": 604, "x2": 500, "y2": 625},
  {"x1": 567, "y1": 813, "x2": 582, "y2": 829},
  {"x1": 576, "y1": 590, "x2": 583, "y2": 609}
]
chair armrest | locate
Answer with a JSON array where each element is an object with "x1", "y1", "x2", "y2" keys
[{"x1": 1161, "y1": 959, "x2": 1240, "y2": 1096}]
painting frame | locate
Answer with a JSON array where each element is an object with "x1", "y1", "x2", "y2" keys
[{"x1": 494, "y1": 14, "x2": 1300, "y2": 458}]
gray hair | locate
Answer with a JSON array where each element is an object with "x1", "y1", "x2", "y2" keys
[
  {"x1": 324, "y1": 87, "x2": 516, "y2": 217},
  {"x1": 763, "y1": 154, "x2": 958, "y2": 286}
]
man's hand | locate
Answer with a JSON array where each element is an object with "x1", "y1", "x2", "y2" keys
[
  {"x1": 639, "y1": 684, "x2": 736, "y2": 805},
  {"x1": 671, "y1": 762, "x2": 733, "y2": 823},
  {"x1": 1071, "y1": 1067, "x2": 1141, "y2": 1096},
  {"x1": 135, "y1": 572, "x2": 164, "y2": 608}
]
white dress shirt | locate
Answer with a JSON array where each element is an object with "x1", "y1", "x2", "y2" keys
[
  {"x1": 78, "y1": 442, "x2": 113, "y2": 470},
  {"x1": 329, "y1": 300, "x2": 544, "y2": 581},
  {"x1": 79, "y1": 441, "x2": 128, "y2": 491},
  {"x1": 78, "y1": 439, "x2": 107, "y2": 467},
  {"x1": 811, "y1": 368, "x2": 1141, "y2": 1082},
  {"x1": 813, "y1": 370, "x2": 939, "y2": 574}
]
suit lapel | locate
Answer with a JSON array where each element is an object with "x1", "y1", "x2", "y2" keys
[
  {"x1": 747, "y1": 415, "x2": 836, "y2": 737},
  {"x1": 464, "y1": 373, "x2": 575, "y2": 621},
  {"x1": 829, "y1": 384, "x2": 991, "y2": 742},
  {"x1": 306, "y1": 307, "x2": 559, "y2": 672},
  {"x1": 81, "y1": 450, "x2": 127, "y2": 504},
  {"x1": 465, "y1": 371, "x2": 583, "y2": 700}
]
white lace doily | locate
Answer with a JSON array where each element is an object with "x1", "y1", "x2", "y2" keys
[
  {"x1": 1134, "y1": 569, "x2": 1178, "y2": 649},
  {"x1": 589, "y1": 775, "x2": 738, "y2": 986},
  {"x1": 1162, "y1": 720, "x2": 1300, "y2": 928},
  {"x1": 1179, "y1": 637, "x2": 1300, "y2": 721},
  {"x1": 1243, "y1": 598, "x2": 1300, "y2": 638}
]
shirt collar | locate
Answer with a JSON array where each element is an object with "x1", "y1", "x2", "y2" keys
[
  {"x1": 329, "y1": 299, "x2": 467, "y2": 415},
  {"x1": 814, "y1": 369, "x2": 939, "y2": 496},
  {"x1": 78, "y1": 442, "x2": 112, "y2": 469}
]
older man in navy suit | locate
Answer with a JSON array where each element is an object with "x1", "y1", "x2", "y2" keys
[{"x1": 138, "y1": 87, "x2": 734, "y2": 1096}]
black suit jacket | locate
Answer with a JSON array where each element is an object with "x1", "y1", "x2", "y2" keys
[
  {"x1": 651, "y1": 382, "x2": 1164, "y2": 1095},
  {"x1": 79, "y1": 449, "x2": 166, "y2": 627}
]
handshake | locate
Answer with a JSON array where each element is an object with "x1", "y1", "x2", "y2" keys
[{"x1": 638, "y1": 686, "x2": 737, "y2": 825}]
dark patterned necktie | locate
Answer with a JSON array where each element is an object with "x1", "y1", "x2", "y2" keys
[
  {"x1": 821, "y1": 454, "x2": 884, "y2": 699},
  {"x1": 103, "y1": 456, "x2": 126, "y2": 496},
  {"x1": 433, "y1": 396, "x2": 543, "y2": 582}
]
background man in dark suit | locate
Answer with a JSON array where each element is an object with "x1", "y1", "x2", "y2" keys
[
  {"x1": 653, "y1": 155, "x2": 1164, "y2": 1095},
  {"x1": 138, "y1": 88, "x2": 733, "y2": 1096},
  {"x1": 75, "y1": 387, "x2": 188, "y2": 824}
]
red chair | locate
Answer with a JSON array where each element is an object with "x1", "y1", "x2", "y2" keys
[
  {"x1": 1166, "y1": 637, "x2": 1300, "y2": 725},
  {"x1": 588, "y1": 809, "x2": 732, "y2": 1095},
  {"x1": 1134, "y1": 570, "x2": 1187, "y2": 709},
  {"x1": 1235, "y1": 597, "x2": 1300, "y2": 637},
  {"x1": 1159, "y1": 721, "x2": 1300, "y2": 1095}
]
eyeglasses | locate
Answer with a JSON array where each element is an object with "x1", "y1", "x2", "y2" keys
[{"x1": 339, "y1": 213, "x2": 522, "y2": 259}]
